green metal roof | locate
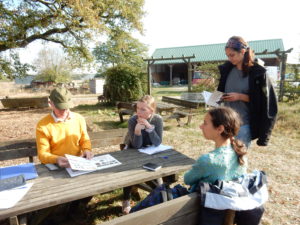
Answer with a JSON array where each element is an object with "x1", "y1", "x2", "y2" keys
[{"x1": 151, "y1": 39, "x2": 284, "y2": 64}]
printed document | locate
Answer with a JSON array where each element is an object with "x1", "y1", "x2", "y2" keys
[
  {"x1": 202, "y1": 91, "x2": 224, "y2": 107},
  {"x1": 65, "y1": 154, "x2": 122, "y2": 177},
  {"x1": 138, "y1": 144, "x2": 172, "y2": 155}
]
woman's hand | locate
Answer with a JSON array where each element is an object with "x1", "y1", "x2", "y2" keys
[
  {"x1": 222, "y1": 92, "x2": 249, "y2": 102},
  {"x1": 137, "y1": 118, "x2": 152, "y2": 129},
  {"x1": 134, "y1": 123, "x2": 145, "y2": 135},
  {"x1": 134, "y1": 117, "x2": 152, "y2": 135}
]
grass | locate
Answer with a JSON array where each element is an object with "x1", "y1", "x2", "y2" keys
[{"x1": 152, "y1": 86, "x2": 188, "y2": 97}]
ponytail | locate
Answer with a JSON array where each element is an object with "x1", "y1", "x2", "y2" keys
[
  {"x1": 242, "y1": 47, "x2": 255, "y2": 76},
  {"x1": 230, "y1": 137, "x2": 247, "y2": 165}
]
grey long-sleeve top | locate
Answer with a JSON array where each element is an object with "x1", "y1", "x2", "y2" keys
[{"x1": 126, "y1": 114, "x2": 163, "y2": 149}]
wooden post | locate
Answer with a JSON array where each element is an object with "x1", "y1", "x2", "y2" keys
[
  {"x1": 188, "y1": 59, "x2": 192, "y2": 92},
  {"x1": 279, "y1": 53, "x2": 287, "y2": 102},
  {"x1": 169, "y1": 64, "x2": 173, "y2": 86},
  {"x1": 147, "y1": 61, "x2": 151, "y2": 95}
]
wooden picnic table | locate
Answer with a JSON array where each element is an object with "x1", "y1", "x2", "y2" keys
[
  {"x1": 0, "y1": 148, "x2": 195, "y2": 222},
  {"x1": 156, "y1": 102, "x2": 177, "y2": 115}
]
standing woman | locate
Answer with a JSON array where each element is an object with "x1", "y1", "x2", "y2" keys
[
  {"x1": 122, "y1": 95, "x2": 163, "y2": 214},
  {"x1": 218, "y1": 36, "x2": 278, "y2": 147}
]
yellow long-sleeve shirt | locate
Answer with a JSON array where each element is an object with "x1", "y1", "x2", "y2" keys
[{"x1": 36, "y1": 112, "x2": 92, "y2": 164}]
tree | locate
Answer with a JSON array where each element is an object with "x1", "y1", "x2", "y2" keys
[
  {"x1": 192, "y1": 62, "x2": 221, "y2": 92},
  {"x1": 0, "y1": 0, "x2": 145, "y2": 79},
  {"x1": 33, "y1": 47, "x2": 72, "y2": 83},
  {"x1": 104, "y1": 64, "x2": 144, "y2": 103},
  {"x1": 93, "y1": 29, "x2": 148, "y2": 68},
  {"x1": 0, "y1": 51, "x2": 34, "y2": 80}
]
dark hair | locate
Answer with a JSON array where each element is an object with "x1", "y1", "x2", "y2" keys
[
  {"x1": 225, "y1": 36, "x2": 255, "y2": 76},
  {"x1": 208, "y1": 107, "x2": 247, "y2": 165}
]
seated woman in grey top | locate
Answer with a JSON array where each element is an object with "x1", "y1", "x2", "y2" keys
[
  {"x1": 122, "y1": 95, "x2": 163, "y2": 214},
  {"x1": 125, "y1": 95, "x2": 163, "y2": 149}
]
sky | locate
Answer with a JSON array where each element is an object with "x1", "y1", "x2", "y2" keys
[
  {"x1": 136, "y1": 0, "x2": 300, "y2": 63},
  {"x1": 19, "y1": 0, "x2": 300, "y2": 65}
]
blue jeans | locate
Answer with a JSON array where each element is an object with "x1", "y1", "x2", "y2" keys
[{"x1": 236, "y1": 124, "x2": 251, "y2": 148}]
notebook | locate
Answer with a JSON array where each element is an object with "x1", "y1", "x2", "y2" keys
[
  {"x1": 143, "y1": 163, "x2": 162, "y2": 171},
  {"x1": 0, "y1": 163, "x2": 38, "y2": 180}
]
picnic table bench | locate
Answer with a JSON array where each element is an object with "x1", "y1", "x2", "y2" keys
[
  {"x1": 117, "y1": 102, "x2": 136, "y2": 123},
  {"x1": 161, "y1": 93, "x2": 205, "y2": 126},
  {"x1": 101, "y1": 192, "x2": 235, "y2": 225}
]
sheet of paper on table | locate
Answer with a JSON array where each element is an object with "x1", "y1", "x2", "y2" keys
[
  {"x1": 65, "y1": 154, "x2": 122, "y2": 177},
  {"x1": 138, "y1": 144, "x2": 172, "y2": 155},
  {"x1": 0, "y1": 183, "x2": 33, "y2": 209}
]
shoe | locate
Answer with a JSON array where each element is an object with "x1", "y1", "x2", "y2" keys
[{"x1": 122, "y1": 200, "x2": 131, "y2": 215}]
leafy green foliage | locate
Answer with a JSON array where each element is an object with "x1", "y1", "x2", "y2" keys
[
  {"x1": 93, "y1": 29, "x2": 148, "y2": 70},
  {"x1": 192, "y1": 62, "x2": 221, "y2": 92},
  {"x1": 195, "y1": 62, "x2": 221, "y2": 80},
  {"x1": 282, "y1": 81, "x2": 300, "y2": 102},
  {"x1": 33, "y1": 47, "x2": 72, "y2": 83},
  {"x1": 0, "y1": 0, "x2": 145, "y2": 79},
  {"x1": 192, "y1": 81, "x2": 215, "y2": 93},
  {"x1": 104, "y1": 64, "x2": 144, "y2": 103},
  {"x1": 282, "y1": 64, "x2": 300, "y2": 102},
  {"x1": 0, "y1": 51, "x2": 34, "y2": 80}
]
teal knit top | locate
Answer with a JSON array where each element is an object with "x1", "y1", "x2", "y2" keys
[{"x1": 184, "y1": 145, "x2": 246, "y2": 191}]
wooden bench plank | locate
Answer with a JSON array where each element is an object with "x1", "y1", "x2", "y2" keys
[{"x1": 100, "y1": 192, "x2": 200, "y2": 225}]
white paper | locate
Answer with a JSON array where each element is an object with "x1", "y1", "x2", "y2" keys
[
  {"x1": 202, "y1": 91, "x2": 224, "y2": 107},
  {"x1": 66, "y1": 154, "x2": 97, "y2": 171},
  {"x1": 138, "y1": 144, "x2": 172, "y2": 155},
  {"x1": 202, "y1": 91, "x2": 212, "y2": 103},
  {"x1": 65, "y1": 154, "x2": 122, "y2": 177},
  {"x1": 0, "y1": 183, "x2": 33, "y2": 209}
]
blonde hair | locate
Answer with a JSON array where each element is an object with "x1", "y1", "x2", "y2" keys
[{"x1": 138, "y1": 95, "x2": 156, "y2": 112}]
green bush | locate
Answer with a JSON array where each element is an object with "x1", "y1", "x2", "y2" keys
[
  {"x1": 282, "y1": 81, "x2": 300, "y2": 102},
  {"x1": 104, "y1": 64, "x2": 144, "y2": 103},
  {"x1": 192, "y1": 81, "x2": 215, "y2": 93}
]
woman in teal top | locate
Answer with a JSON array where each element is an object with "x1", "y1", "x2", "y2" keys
[{"x1": 184, "y1": 107, "x2": 247, "y2": 192}]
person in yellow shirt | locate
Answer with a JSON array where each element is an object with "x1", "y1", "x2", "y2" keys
[{"x1": 36, "y1": 87, "x2": 93, "y2": 167}]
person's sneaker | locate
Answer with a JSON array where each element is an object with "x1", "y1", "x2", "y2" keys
[{"x1": 122, "y1": 200, "x2": 131, "y2": 215}]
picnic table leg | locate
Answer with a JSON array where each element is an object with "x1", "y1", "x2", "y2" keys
[
  {"x1": 9, "y1": 216, "x2": 19, "y2": 225},
  {"x1": 119, "y1": 112, "x2": 124, "y2": 123},
  {"x1": 156, "y1": 178, "x2": 168, "y2": 202},
  {"x1": 186, "y1": 114, "x2": 193, "y2": 125},
  {"x1": 176, "y1": 118, "x2": 182, "y2": 127},
  {"x1": 19, "y1": 215, "x2": 27, "y2": 225}
]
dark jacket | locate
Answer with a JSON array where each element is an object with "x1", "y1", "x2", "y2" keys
[{"x1": 217, "y1": 61, "x2": 278, "y2": 146}]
